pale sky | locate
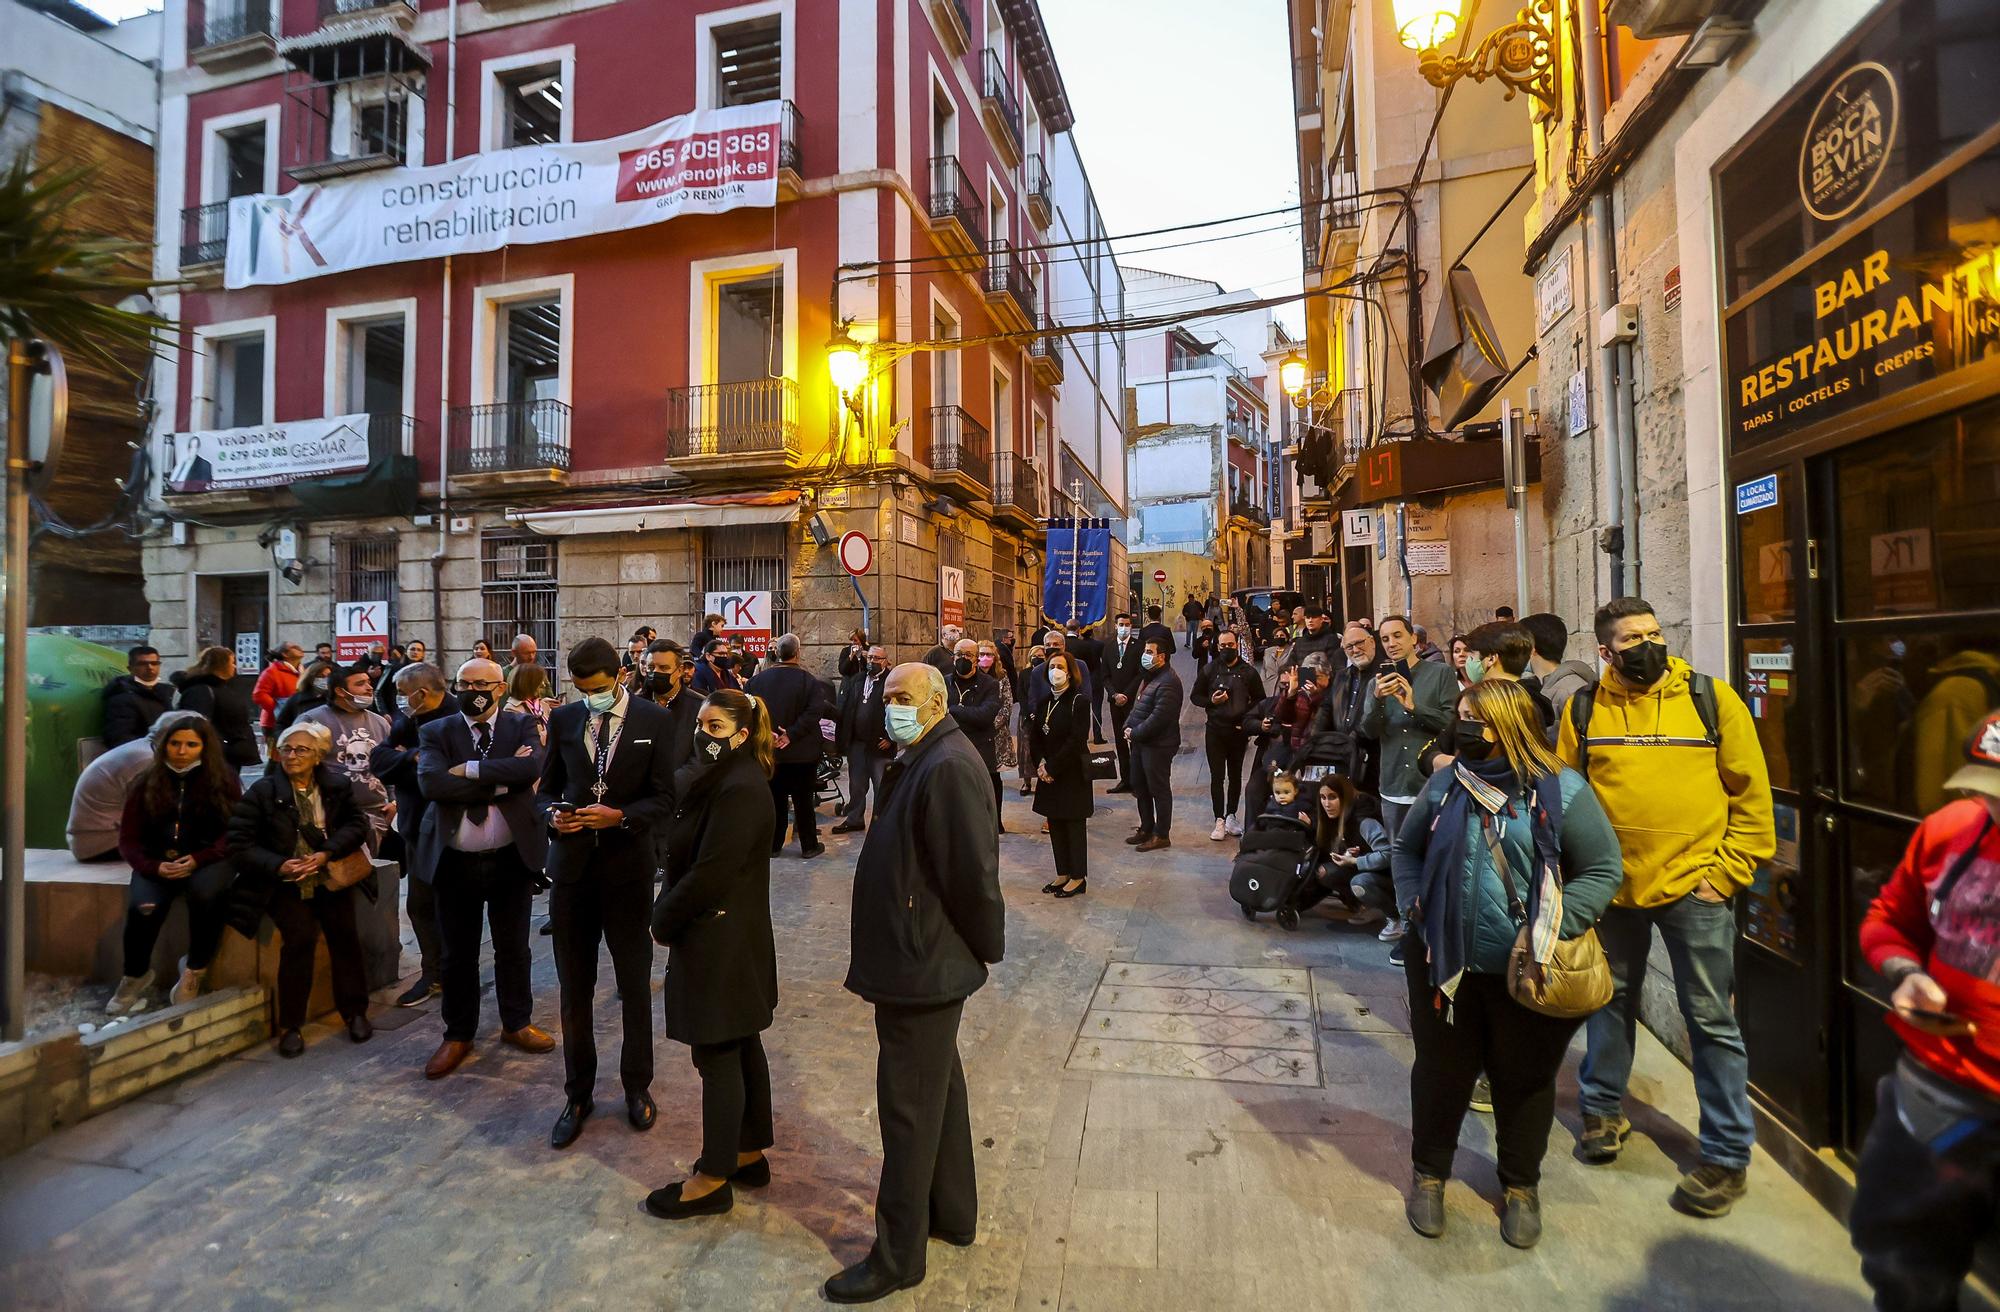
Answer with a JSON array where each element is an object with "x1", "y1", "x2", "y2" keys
[{"x1": 1040, "y1": 0, "x2": 1305, "y2": 333}]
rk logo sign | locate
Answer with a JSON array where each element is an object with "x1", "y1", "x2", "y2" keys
[{"x1": 703, "y1": 590, "x2": 772, "y2": 656}]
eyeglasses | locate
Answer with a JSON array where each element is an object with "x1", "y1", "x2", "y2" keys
[
  {"x1": 276, "y1": 745, "x2": 318, "y2": 757},
  {"x1": 452, "y1": 680, "x2": 503, "y2": 693}
]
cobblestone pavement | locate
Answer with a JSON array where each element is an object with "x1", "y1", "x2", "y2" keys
[{"x1": 1, "y1": 657, "x2": 1878, "y2": 1311}]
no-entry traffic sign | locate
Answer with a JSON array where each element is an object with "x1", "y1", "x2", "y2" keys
[
  {"x1": 838, "y1": 530, "x2": 873, "y2": 576},
  {"x1": 1152, "y1": 569, "x2": 1167, "y2": 586}
]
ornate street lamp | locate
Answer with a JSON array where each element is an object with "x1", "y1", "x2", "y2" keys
[
  {"x1": 1394, "y1": 0, "x2": 1560, "y2": 117},
  {"x1": 1279, "y1": 355, "x2": 1308, "y2": 400},
  {"x1": 826, "y1": 324, "x2": 867, "y2": 396}
]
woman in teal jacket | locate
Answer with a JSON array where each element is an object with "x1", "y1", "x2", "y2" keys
[{"x1": 1389, "y1": 678, "x2": 1622, "y2": 1251}]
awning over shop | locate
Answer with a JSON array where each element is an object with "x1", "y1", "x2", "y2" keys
[{"x1": 505, "y1": 492, "x2": 799, "y2": 537}]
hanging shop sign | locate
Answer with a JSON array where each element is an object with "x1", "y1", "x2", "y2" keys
[
  {"x1": 163, "y1": 413, "x2": 372, "y2": 493},
  {"x1": 226, "y1": 101, "x2": 784, "y2": 288}
]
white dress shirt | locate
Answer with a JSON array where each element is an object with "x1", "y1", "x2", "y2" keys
[{"x1": 450, "y1": 709, "x2": 515, "y2": 852}]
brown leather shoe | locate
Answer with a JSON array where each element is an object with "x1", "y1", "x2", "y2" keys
[
  {"x1": 424, "y1": 1039, "x2": 473, "y2": 1080},
  {"x1": 502, "y1": 1024, "x2": 556, "y2": 1053},
  {"x1": 1136, "y1": 836, "x2": 1172, "y2": 853}
]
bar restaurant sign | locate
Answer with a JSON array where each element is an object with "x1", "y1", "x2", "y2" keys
[{"x1": 1718, "y1": 3, "x2": 2000, "y2": 449}]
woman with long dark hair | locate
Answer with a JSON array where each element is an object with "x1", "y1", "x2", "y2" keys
[
  {"x1": 1310, "y1": 775, "x2": 1391, "y2": 924},
  {"x1": 227, "y1": 720, "x2": 374, "y2": 1057},
  {"x1": 1033, "y1": 652, "x2": 1094, "y2": 898},
  {"x1": 645, "y1": 687, "x2": 779, "y2": 1220},
  {"x1": 173, "y1": 646, "x2": 260, "y2": 769},
  {"x1": 1390, "y1": 679, "x2": 1622, "y2": 1249},
  {"x1": 106, "y1": 713, "x2": 243, "y2": 1015}
]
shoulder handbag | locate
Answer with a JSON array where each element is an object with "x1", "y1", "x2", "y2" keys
[
  {"x1": 323, "y1": 848, "x2": 375, "y2": 891},
  {"x1": 1489, "y1": 795, "x2": 1612, "y2": 1019}
]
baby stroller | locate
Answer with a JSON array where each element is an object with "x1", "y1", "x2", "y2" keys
[
  {"x1": 1228, "y1": 813, "x2": 1322, "y2": 931},
  {"x1": 814, "y1": 750, "x2": 846, "y2": 812}
]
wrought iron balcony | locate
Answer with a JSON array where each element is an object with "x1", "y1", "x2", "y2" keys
[
  {"x1": 926, "y1": 0, "x2": 971, "y2": 55},
  {"x1": 1029, "y1": 331, "x2": 1064, "y2": 385},
  {"x1": 924, "y1": 405, "x2": 991, "y2": 493},
  {"x1": 925, "y1": 156, "x2": 985, "y2": 268},
  {"x1": 777, "y1": 100, "x2": 803, "y2": 176},
  {"x1": 1229, "y1": 495, "x2": 1271, "y2": 528},
  {"x1": 189, "y1": 0, "x2": 275, "y2": 63},
  {"x1": 665, "y1": 379, "x2": 801, "y2": 463},
  {"x1": 318, "y1": 0, "x2": 415, "y2": 23},
  {"x1": 1023, "y1": 152, "x2": 1052, "y2": 228},
  {"x1": 982, "y1": 246, "x2": 1037, "y2": 334},
  {"x1": 979, "y1": 48, "x2": 1023, "y2": 163},
  {"x1": 993, "y1": 451, "x2": 1047, "y2": 527},
  {"x1": 447, "y1": 400, "x2": 571, "y2": 481},
  {"x1": 180, "y1": 201, "x2": 231, "y2": 268}
]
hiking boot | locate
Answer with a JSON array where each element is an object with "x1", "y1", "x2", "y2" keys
[
  {"x1": 169, "y1": 964, "x2": 208, "y2": 1007},
  {"x1": 1673, "y1": 1162, "x2": 1748, "y2": 1217},
  {"x1": 107, "y1": 972, "x2": 153, "y2": 1016},
  {"x1": 1210, "y1": 818, "x2": 1229, "y2": 842},
  {"x1": 1406, "y1": 1171, "x2": 1446, "y2": 1238},
  {"x1": 1578, "y1": 1113, "x2": 1631, "y2": 1164},
  {"x1": 1500, "y1": 1186, "x2": 1542, "y2": 1248},
  {"x1": 1469, "y1": 1076, "x2": 1493, "y2": 1115}
]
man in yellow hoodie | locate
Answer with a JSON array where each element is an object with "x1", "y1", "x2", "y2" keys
[{"x1": 1557, "y1": 597, "x2": 1774, "y2": 1219}]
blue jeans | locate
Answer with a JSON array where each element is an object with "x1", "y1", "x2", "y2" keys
[{"x1": 1579, "y1": 895, "x2": 1755, "y2": 1170}]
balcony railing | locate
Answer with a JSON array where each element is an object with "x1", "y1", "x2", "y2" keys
[
  {"x1": 925, "y1": 405, "x2": 992, "y2": 490},
  {"x1": 984, "y1": 247, "x2": 1038, "y2": 323},
  {"x1": 1229, "y1": 496, "x2": 1271, "y2": 528},
  {"x1": 665, "y1": 379, "x2": 800, "y2": 459},
  {"x1": 777, "y1": 100, "x2": 802, "y2": 174},
  {"x1": 1030, "y1": 331, "x2": 1065, "y2": 381},
  {"x1": 994, "y1": 451, "x2": 1047, "y2": 521},
  {"x1": 180, "y1": 201, "x2": 230, "y2": 268},
  {"x1": 447, "y1": 400, "x2": 572, "y2": 476},
  {"x1": 1293, "y1": 55, "x2": 1321, "y2": 116},
  {"x1": 928, "y1": 0, "x2": 972, "y2": 52},
  {"x1": 927, "y1": 156, "x2": 985, "y2": 251},
  {"x1": 191, "y1": 0, "x2": 274, "y2": 51},
  {"x1": 319, "y1": 0, "x2": 414, "y2": 20},
  {"x1": 980, "y1": 48, "x2": 1022, "y2": 147},
  {"x1": 1023, "y1": 152, "x2": 1052, "y2": 220}
]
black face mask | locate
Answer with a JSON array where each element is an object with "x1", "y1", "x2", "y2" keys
[
  {"x1": 646, "y1": 672, "x2": 676, "y2": 697},
  {"x1": 458, "y1": 688, "x2": 496, "y2": 717},
  {"x1": 1455, "y1": 720, "x2": 1497, "y2": 761},
  {"x1": 868, "y1": 663, "x2": 888, "y2": 676},
  {"x1": 954, "y1": 656, "x2": 975, "y2": 677},
  {"x1": 712, "y1": 655, "x2": 733, "y2": 671},
  {"x1": 1613, "y1": 639, "x2": 1669, "y2": 688},
  {"x1": 1220, "y1": 648, "x2": 1239, "y2": 663},
  {"x1": 693, "y1": 729, "x2": 738, "y2": 764}
]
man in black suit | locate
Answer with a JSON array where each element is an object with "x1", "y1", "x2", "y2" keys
[
  {"x1": 632, "y1": 639, "x2": 701, "y2": 875},
  {"x1": 1138, "y1": 605, "x2": 1178, "y2": 655},
  {"x1": 538, "y1": 637, "x2": 679, "y2": 1149},
  {"x1": 945, "y1": 636, "x2": 1003, "y2": 826},
  {"x1": 370, "y1": 661, "x2": 458, "y2": 1008},
  {"x1": 745, "y1": 633, "x2": 834, "y2": 859},
  {"x1": 832, "y1": 644, "x2": 891, "y2": 834},
  {"x1": 1100, "y1": 613, "x2": 1144, "y2": 793},
  {"x1": 414, "y1": 657, "x2": 555, "y2": 1082},
  {"x1": 824, "y1": 663, "x2": 1004, "y2": 1305}
]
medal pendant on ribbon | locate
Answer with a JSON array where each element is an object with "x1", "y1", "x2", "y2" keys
[{"x1": 590, "y1": 778, "x2": 608, "y2": 805}]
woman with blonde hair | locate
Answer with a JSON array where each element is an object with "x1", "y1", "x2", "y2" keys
[
  {"x1": 1389, "y1": 679, "x2": 1623, "y2": 1250},
  {"x1": 504, "y1": 660, "x2": 557, "y2": 735},
  {"x1": 645, "y1": 687, "x2": 780, "y2": 1220}
]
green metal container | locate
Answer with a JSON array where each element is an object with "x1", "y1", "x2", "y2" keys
[{"x1": 0, "y1": 634, "x2": 129, "y2": 848}]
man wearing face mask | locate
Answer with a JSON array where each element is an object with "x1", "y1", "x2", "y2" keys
[
  {"x1": 692, "y1": 640, "x2": 742, "y2": 696},
  {"x1": 826, "y1": 663, "x2": 1003, "y2": 1305},
  {"x1": 944, "y1": 637, "x2": 1004, "y2": 827},
  {"x1": 745, "y1": 634, "x2": 836, "y2": 859},
  {"x1": 1123, "y1": 637, "x2": 1184, "y2": 852},
  {"x1": 370, "y1": 662, "x2": 458, "y2": 1008},
  {"x1": 633, "y1": 639, "x2": 700, "y2": 788},
  {"x1": 833, "y1": 646, "x2": 892, "y2": 834},
  {"x1": 536, "y1": 637, "x2": 681, "y2": 1147},
  {"x1": 1101, "y1": 613, "x2": 1145, "y2": 793},
  {"x1": 923, "y1": 624, "x2": 964, "y2": 682},
  {"x1": 414, "y1": 657, "x2": 555, "y2": 1082},
  {"x1": 1192, "y1": 630, "x2": 1265, "y2": 840},
  {"x1": 299, "y1": 664, "x2": 395, "y2": 847},
  {"x1": 1557, "y1": 597, "x2": 1773, "y2": 1218}
]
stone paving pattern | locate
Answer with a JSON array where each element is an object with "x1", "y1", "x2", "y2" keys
[{"x1": 0, "y1": 651, "x2": 1885, "y2": 1310}]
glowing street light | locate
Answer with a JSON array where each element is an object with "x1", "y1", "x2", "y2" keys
[
  {"x1": 1279, "y1": 355, "x2": 1309, "y2": 399},
  {"x1": 1393, "y1": 0, "x2": 1461, "y2": 52},
  {"x1": 827, "y1": 326, "x2": 867, "y2": 395}
]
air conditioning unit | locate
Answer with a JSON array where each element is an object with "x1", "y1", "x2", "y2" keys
[{"x1": 1605, "y1": 0, "x2": 1723, "y2": 38}]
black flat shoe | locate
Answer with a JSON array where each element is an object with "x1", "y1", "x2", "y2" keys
[
  {"x1": 644, "y1": 1180, "x2": 734, "y2": 1220},
  {"x1": 1040, "y1": 879, "x2": 1065, "y2": 894},
  {"x1": 731, "y1": 1155, "x2": 771, "y2": 1188},
  {"x1": 800, "y1": 843, "x2": 826, "y2": 859},
  {"x1": 277, "y1": 1028, "x2": 304, "y2": 1058},
  {"x1": 347, "y1": 1013, "x2": 373, "y2": 1043},
  {"x1": 1053, "y1": 880, "x2": 1087, "y2": 899},
  {"x1": 823, "y1": 1261, "x2": 923, "y2": 1304},
  {"x1": 627, "y1": 1090, "x2": 657, "y2": 1130},
  {"x1": 550, "y1": 1098, "x2": 593, "y2": 1149}
]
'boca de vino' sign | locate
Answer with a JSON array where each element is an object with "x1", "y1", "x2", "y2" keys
[{"x1": 1798, "y1": 61, "x2": 1898, "y2": 222}]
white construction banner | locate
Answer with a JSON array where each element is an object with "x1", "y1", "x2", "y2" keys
[
  {"x1": 164, "y1": 413, "x2": 372, "y2": 492},
  {"x1": 225, "y1": 101, "x2": 784, "y2": 288}
]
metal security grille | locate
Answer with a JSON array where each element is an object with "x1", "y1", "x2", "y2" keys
[
  {"x1": 480, "y1": 532, "x2": 558, "y2": 678},
  {"x1": 332, "y1": 533, "x2": 397, "y2": 637},
  {"x1": 702, "y1": 524, "x2": 791, "y2": 639},
  {"x1": 992, "y1": 550, "x2": 1017, "y2": 638}
]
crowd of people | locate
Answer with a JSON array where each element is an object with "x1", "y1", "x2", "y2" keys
[{"x1": 61, "y1": 591, "x2": 2000, "y2": 1308}]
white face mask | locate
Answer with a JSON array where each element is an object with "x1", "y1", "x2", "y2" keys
[
  {"x1": 166, "y1": 757, "x2": 201, "y2": 774},
  {"x1": 1117, "y1": 626, "x2": 1131, "y2": 640},
  {"x1": 1049, "y1": 667, "x2": 1070, "y2": 692}
]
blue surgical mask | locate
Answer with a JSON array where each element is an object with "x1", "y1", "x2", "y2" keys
[
  {"x1": 1140, "y1": 652, "x2": 1156, "y2": 671},
  {"x1": 885, "y1": 704, "x2": 926, "y2": 746},
  {"x1": 584, "y1": 688, "x2": 618, "y2": 713}
]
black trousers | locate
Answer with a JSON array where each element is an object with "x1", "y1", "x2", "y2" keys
[
  {"x1": 124, "y1": 860, "x2": 233, "y2": 977},
  {"x1": 266, "y1": 882, "x2": 369, "y2": 1032},
  {"x1": 434, "y1": 846, "x2": 536, "y2": 1042},
  {"x1": 1109, "y1": 699, "x2": 1133, "y2": 784},
  {"x1": 1204, "y1": 723, "x2": 1248, "y2": 819},
  {"x1": 1851, "y1": 1067, "x2": 2000, "y2": 1312},
  {"x1": 844, "y1": 746, "x2": 888, "y2": 824},
  {"x1": 689, "y1": 1034, "x2": 775, "y2": 1179},
  {"x1": 1405, "y1": 952, "x2": 1581, "y2": 1188},
  {"x1": 769, "y1": 761, "x2": 818, "y2": 852},
  {"x1": 868, "y1": 999, "x2": 977, "y2": 1282},
  {"x1": 404, "y1": 855, "x2": 442, "y2": 980},
  {"x1": 1244, "y1": 747, "x2": 1275, "y2": 822},
  {"x1": 551, "y1": 872, "x2": 655, "y2": 1101},
  {"x1": 1048, "y1": 817, "x2": 1088, "y2": 880},
  {"x1": 1131, "y1": 743, "x2": 1174, "y2": 838}
]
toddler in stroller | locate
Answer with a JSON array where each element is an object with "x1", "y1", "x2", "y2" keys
[{"x1": 1228, "y1": 785, "x2": 1322, "y2": 931}]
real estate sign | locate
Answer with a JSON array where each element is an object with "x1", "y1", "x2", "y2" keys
[{"x1": 164, "y1": 413, "x2": 372, "y2": 492}]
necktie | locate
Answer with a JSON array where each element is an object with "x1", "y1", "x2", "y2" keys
[
  {"x1": 468, "y1": 721, "x2": 492, "y2": 824},
  {"x1": 594, "y1": 712, "x2": 612, "y2": 786}
]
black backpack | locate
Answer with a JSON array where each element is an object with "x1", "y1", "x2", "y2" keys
[{"x1": 1568, "y1": 672, "x2": 1721, "y2": 777}]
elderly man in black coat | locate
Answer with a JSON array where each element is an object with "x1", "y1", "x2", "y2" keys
[
  {"x1": 824, "y1": 662, "x2": 1004, "y2": 1305},
  {"x1": 943, "y1": 635, "x2": 1003, "y2": 828},
  {"x1": 368, "y1": 661, "x2": 458, "y2": 1008},
  {"x1": 745, "y1": 633, "x2": 834, "y2": 859}
]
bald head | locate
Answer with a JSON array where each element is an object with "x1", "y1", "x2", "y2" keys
[
  {"x1": 886, "y1": 661, "x2": 947, "y2": 743},
  {"x1": 457, "y1": 657, "x2": 503, "y2": 686}
]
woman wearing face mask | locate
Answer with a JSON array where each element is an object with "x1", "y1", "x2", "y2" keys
[
  {"x1": 1389, "y1": 680, "x2": 1622, "y2": 1249},
  {"x1": 1033, "y1": 653, "x2": 1093, "y2": 897},
  {"x1": 646, "y1": 688, "x2": 779, "y2": 1221},
  {"x1": 1310, "y1": 776, "x2": 1390, "y2": 925},
  {"x1": 980, "y1": 639, "x2": 1016, "y2": 776},
  {"x1": 1019, "y1": 645, "x2": 1048, "y2": 795},
  {"x1": 504, "y1": 661, "x2": 557, "y2": 736},
  {"x1": 106, "y1": 714, "x2": 243, "y2": 1015}
]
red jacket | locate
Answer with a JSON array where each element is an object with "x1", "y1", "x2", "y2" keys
[
  {"x1": 252, "y1": 660, "x2": 300, "y2": 728},
  {"x1": 1860, "y1": 798, "x2": 2000, "y2": 1098}
]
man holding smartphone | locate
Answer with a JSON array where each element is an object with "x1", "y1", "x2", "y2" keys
[{"x1": 1359, "y1": 615, "x2": 1457, "y2": 844}]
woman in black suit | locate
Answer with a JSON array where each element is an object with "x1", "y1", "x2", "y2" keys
[
  {"x1": 1033, "y1": 652, "x2": 1094, "y2": 898},
  {"x1": 226, "y1": 720, "x2": 374, "y2": 1056},
  {"x1": 645, "y1": 686, "x2": 779, "y2": 1220}
]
